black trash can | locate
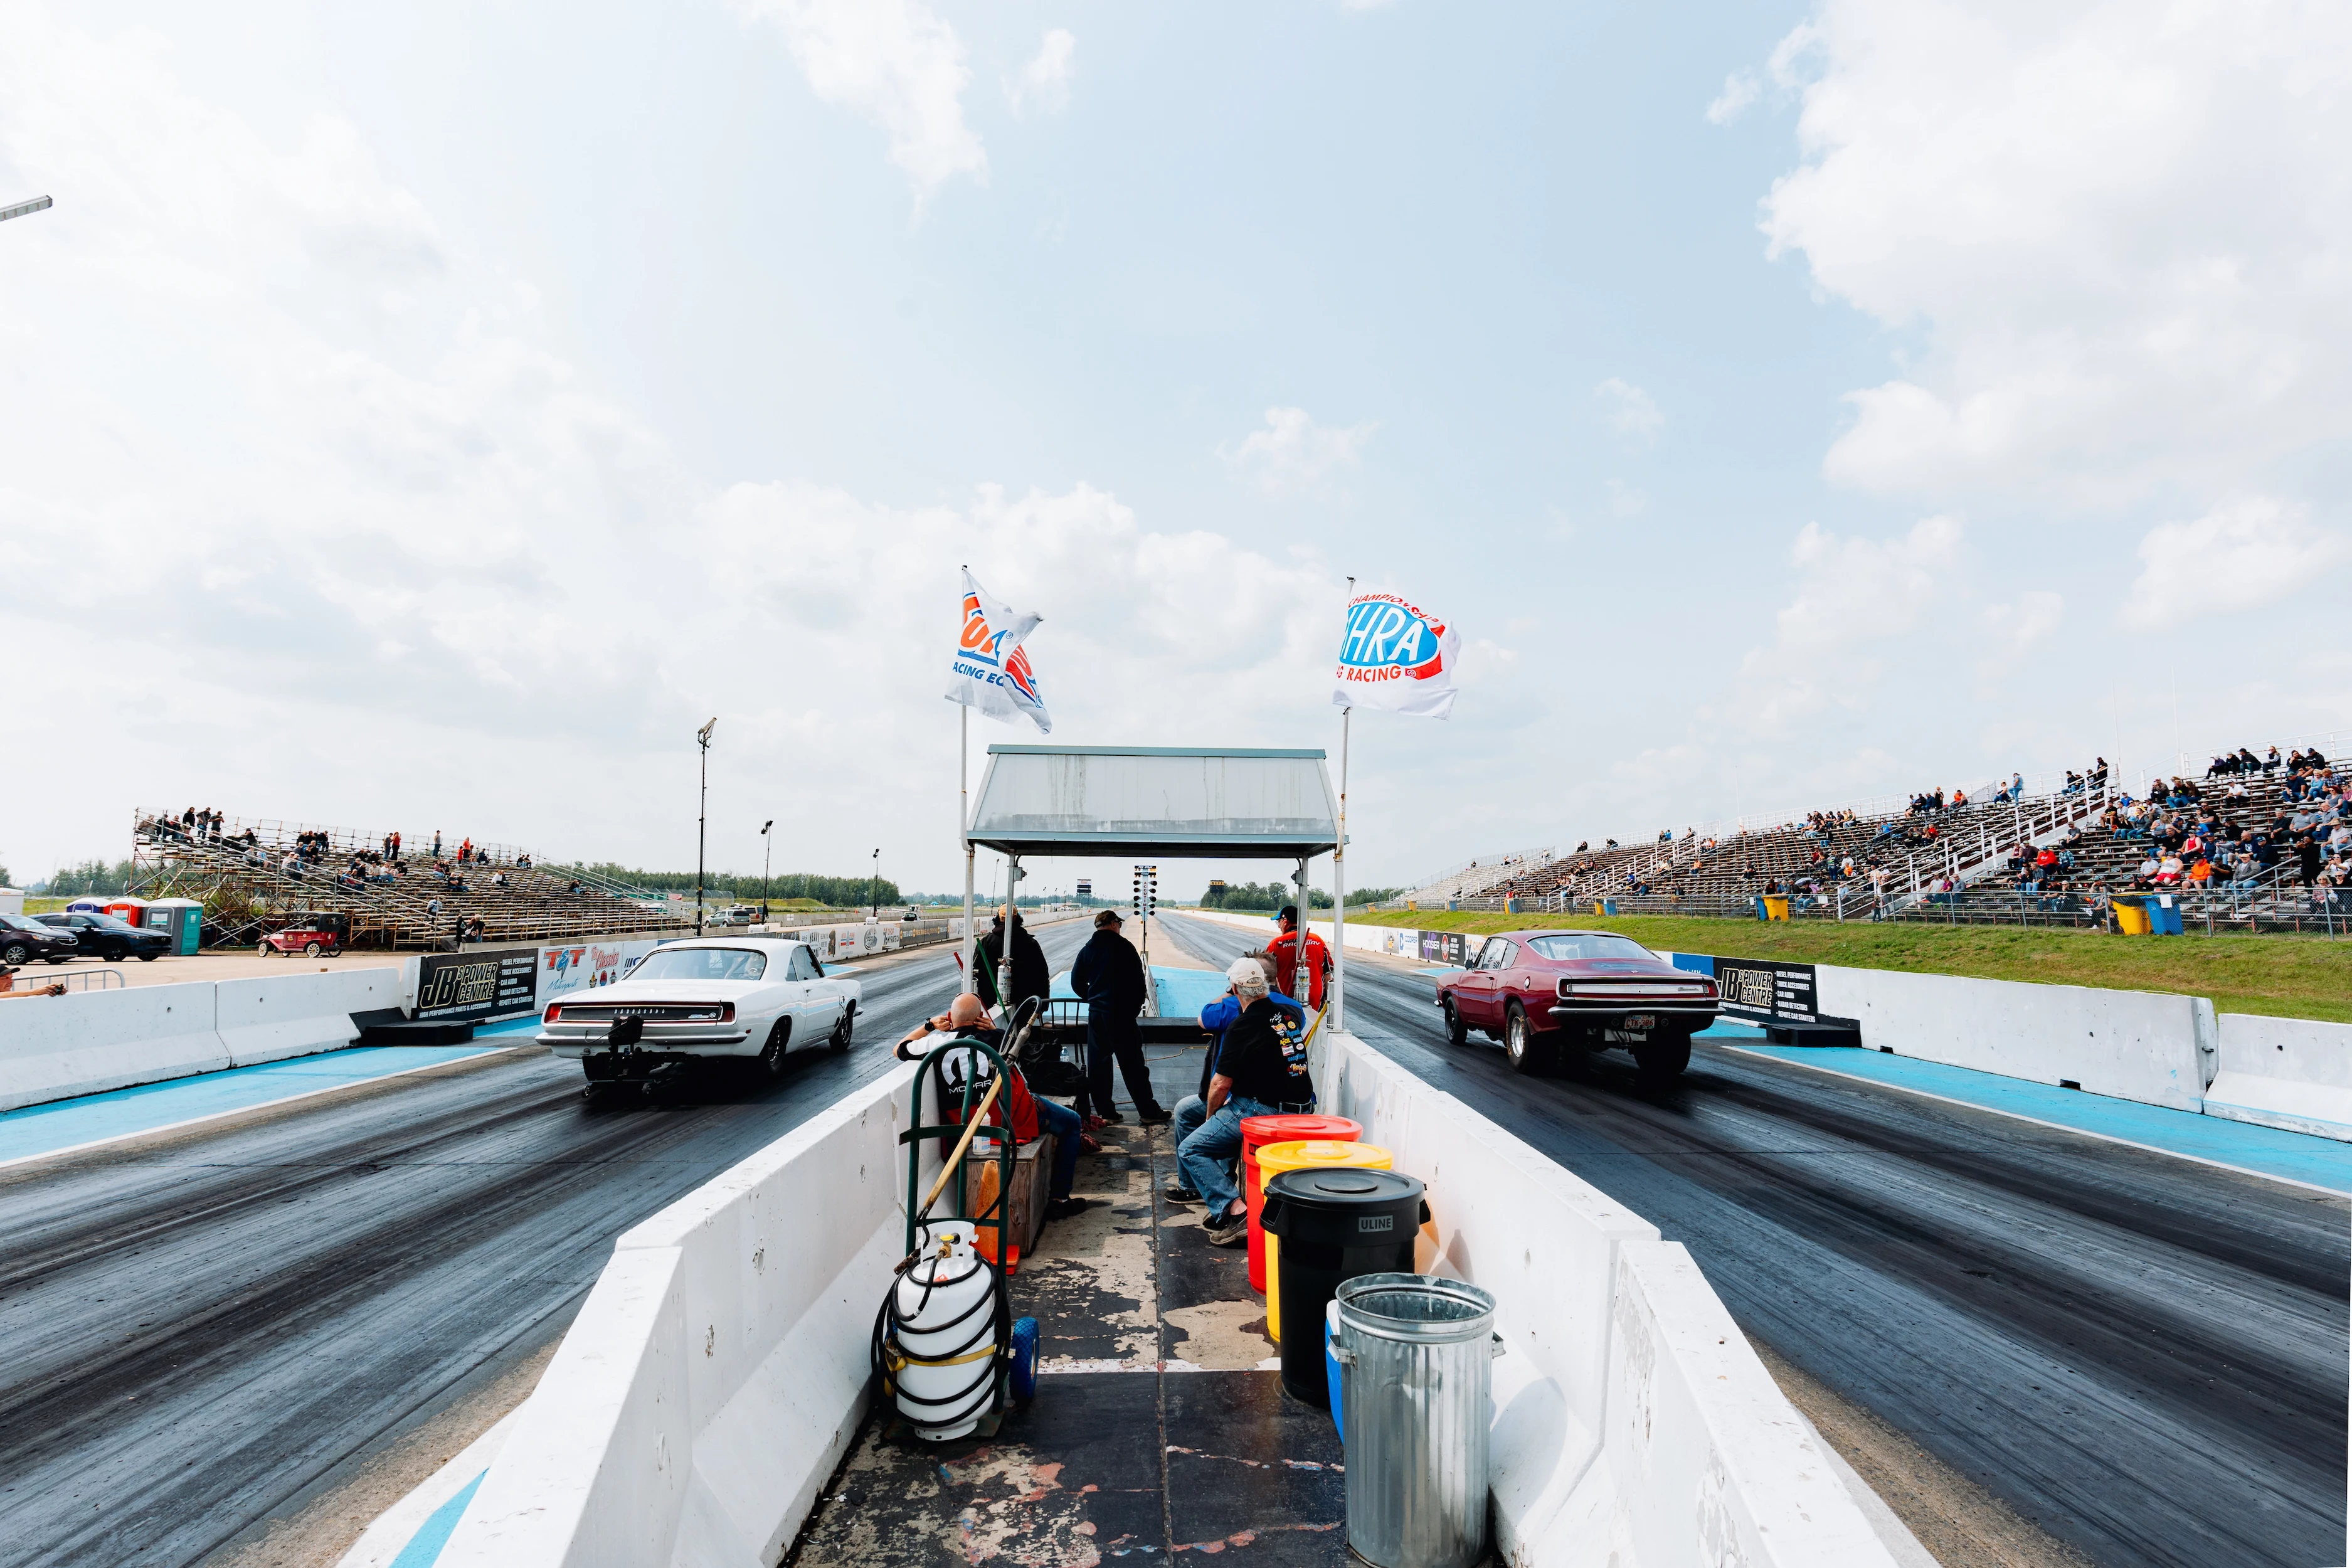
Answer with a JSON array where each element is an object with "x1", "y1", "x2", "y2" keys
[{"x1": 1261, "y1": 1168, "x2": 1428, "y2": 1406}]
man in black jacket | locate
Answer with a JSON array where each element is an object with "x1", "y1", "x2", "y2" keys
[
  {"x1": 974, "y1": 911, "x2": 1051, "y2": 1015},
  {"x1": 1069, "y1": 910, "x2": 1170, "y2": 1125}
]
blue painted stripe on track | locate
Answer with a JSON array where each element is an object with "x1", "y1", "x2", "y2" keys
[
  {"x1": 1152, "y1": 966, "x2": 1228, "y2": 1019},
  {"x1": 0, "y1": 1042, "x2": 505, "y2": 1167},
  {"x1": 1732, "y1": 1045, "x2": 2352, "y2": 1194},
  {"x1": 387, "y1": 1471, "x2": 486, "y2": 1568}
]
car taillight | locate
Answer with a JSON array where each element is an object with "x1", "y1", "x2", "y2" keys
[{"x1": 543, "y1": 1004, "x2": 562, "y2": 1024}]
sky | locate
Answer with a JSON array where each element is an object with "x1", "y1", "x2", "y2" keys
[{"x1": 2, "y1": 0, "x2": 2348, "y2": 900}]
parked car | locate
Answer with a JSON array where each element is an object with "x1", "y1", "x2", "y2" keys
[
  {"x1": 536, "y1": 938, "x2": 860, "y2": 1091},
  {"x1": 0, "y1": 913, "x2": 78, "y2": 967},
  {"x1": 259, "y1": 912, "x2": 352, "y2": 956},
  {"x1": 35, "y1": 911, "x2": 171, "y2": 961},
  {"x1": 1434, "y1": 929, "x2": 1719, "y2": 1083}
]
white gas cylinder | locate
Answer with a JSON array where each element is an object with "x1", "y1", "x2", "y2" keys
[{"x1": 889, "y1": 1221, "x2": 1003, "y2": 1439}]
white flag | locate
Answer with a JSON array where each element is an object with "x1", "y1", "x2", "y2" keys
[
  {"x1": 946, "y1": 569, "x2": 1052, "y2": 733},
  {"x1": 1333, "y1": 589, "x2": 1459, "y2": 718}
]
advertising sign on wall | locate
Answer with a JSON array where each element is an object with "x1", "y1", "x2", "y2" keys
[
  {"x1": 539, "y1": 939, "x2": 658, "y2": 1005},
  {"x1": 417, "y1": 947, "x2": 540, "y2": 1022},
  {"x1": 1710, "y1": 956, "x2": 1857, "y2": 1037}
]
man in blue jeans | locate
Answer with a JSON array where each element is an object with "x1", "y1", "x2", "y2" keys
[
  {"x1": 1165, "y1": 954, "x2": 1304, "y2": 1200},
  {"x1": 1177, "y1": 958, "x2": 1315, "y2": 1245}
]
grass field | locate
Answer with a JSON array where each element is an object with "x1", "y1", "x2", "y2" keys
[{"x1": 1343, "y1": 908, "x2": 2352, "y2": 1024}]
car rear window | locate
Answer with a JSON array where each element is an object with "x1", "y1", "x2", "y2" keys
[
  {"x1": 1525, "y1": 934, "x2": 1655, "y2": 961},
  {"x1": 631, "y1": 947, "x2": 768, "y2": 982}
]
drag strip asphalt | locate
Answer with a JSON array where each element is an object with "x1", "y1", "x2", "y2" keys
[
  {"x1": 1156, "y1": 913, "x2": 2349, "y2": 1568},
  {"x1": 0, "y1": 922, "x2": 1091, "y2": 1568}
]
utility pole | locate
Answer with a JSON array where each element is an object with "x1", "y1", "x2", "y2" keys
[
  {"x1": 760, "y1": 819, "x2": 773, "y2": 923},
  {"x1": 870, "y1": 847, "x2": 881, "y2": 918},
  {"x1": 696, "y1": 718, "x2": 717, "y2": 935}
]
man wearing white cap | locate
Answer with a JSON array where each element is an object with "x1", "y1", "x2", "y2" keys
[{"x1": 1175, "y1": 957, "x2": 1315, "y2": 1245}]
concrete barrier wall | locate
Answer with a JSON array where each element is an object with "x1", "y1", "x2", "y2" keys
[
  {"x1": 1315, "y1": 1031, "x2": 1898, "y2": 1567},
  {"x1": 216, "y1": 969, "x2": 407, "y2": 1067},
  {"x1": 2205, "y1": 1014, "x2": 2352, "y2": 1141},
  {"x1": 1811, "y1": 965, "x2": 2217, "y2": 1111},
  {"x1": 0, "y1": 982, "x2": 230, "y2": 1112},
  {"x1": 438, "y1": 1060, "x2": 918, "y2": 1567}
]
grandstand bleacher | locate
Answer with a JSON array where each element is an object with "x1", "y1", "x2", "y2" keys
[
  {"x1": 129, "y1": 811, "x2": 692, "y2": 950},
  {"x1": 1425, "y1": 738, "x2": 2352, "y2": 935}
]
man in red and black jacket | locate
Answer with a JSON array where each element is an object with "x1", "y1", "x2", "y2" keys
[
  {"x1": 1266, "y1": 905, "x2": 1330, "y2": 1011},
  {"x1": 899, "y1": 993, "x2": 1088, "y2": 1221}
]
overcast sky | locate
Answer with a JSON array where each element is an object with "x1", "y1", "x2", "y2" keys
[{"x1": 3, "y1": 0, "x2": 2348, "y2": 899}]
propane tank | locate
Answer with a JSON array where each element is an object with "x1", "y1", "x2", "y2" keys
[{"x1": 886, "y1": 1221, "x2": 1004, "y2": 1439}]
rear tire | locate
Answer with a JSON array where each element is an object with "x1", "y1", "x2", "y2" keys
[
  {"x1": 1442, "y1": 997, "x2": 1468, "y2": 1047},
  {"x1": 303, "y1": 941, "x2": 323, "y2": 957},
  {"x1": 1503, "y1": 1003, "x2": 1550, "y2": 1076},
  {"x1": 1634, "y1": 1034, "x2": 1693, "y2": 1087},
  {"x1": 758, "y1": 1019, "x2": 792, "y2": 1076},
  {"x1": 137, "y1": 952, "x2": 158, "y2": 962},
  {"x1": 829, "y1": 1006, "x2": 853, "y2": 1053}
]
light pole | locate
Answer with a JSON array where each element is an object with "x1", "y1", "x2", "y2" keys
[
  {"x1": 760, "y1": 819, "x2": 774, "y2": 924},
  {"x1": 695, "y1": 718, "x2": 717, "y2": 935},
  {"x1": 1, "y1": 196, "x2": 52, "y2": 225},
  {"x1": 870, "y1": 848, "x2": 881, "y2": 918}
]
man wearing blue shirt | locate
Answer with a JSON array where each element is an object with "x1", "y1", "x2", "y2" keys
[{"x1": 1167, "y1": 959, "x2": 1313, "y2": 1240}]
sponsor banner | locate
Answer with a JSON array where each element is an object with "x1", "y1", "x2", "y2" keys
[
  {"x1": 539, "y1": 938, "x2": 659, "y2": 1004},
  {"x1": 1714, "y1": 957, "x2": 1821, "y2": 1025},
  {"x1": 1333, "y1": 589, "x2": 1459, "y2": 719},
  {"x1": 1416, "y1": 930, "x2": 1470, "y2": 967},
  {"x1": 417, "y1": 946, "x2": 541, "y2": 1022}
]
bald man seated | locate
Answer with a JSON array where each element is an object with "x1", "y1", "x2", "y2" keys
[{"x1": 899, "y1": 992, "x2": 1089, "y2": 1222}]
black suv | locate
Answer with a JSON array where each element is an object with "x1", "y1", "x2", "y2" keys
[
  {"x1": 0, "y1": 913, "x2": 79, "y2": 967},
  {"x1": 38, "y1": 911, "x2": 171, "y2": 961}
]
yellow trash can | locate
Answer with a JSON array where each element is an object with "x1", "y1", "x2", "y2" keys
[
  {"x1": 1253, "y1": 1139, "x2": 1392, "y2": 1342},
  {"x1": 1762, "y1": 895, "x2": 1791, "y2": 921},
  {"x1": 2113, "y1": 897, "x2": 2151, "y2": 935}
]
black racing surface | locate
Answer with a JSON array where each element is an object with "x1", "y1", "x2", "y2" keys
[
  {"x1": 0, "y1": 920, "x2": 1094, "y2": 1568},
  {"x1": 1157, "y1": 913, "x2": 2349, "y2": 1568}
]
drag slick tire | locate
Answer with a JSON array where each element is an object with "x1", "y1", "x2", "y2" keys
[
  {"x1": 1634, "y1": 1034, "x2": 1693, "y2": 1088},
  {"x1": 758, "y1": 1019, "x2": 793, "y2": 1076},
  {"x1": 1442, "y1": 996, "x2": 1468, "y2": 1047},
  {"x1": 1503, "y1": 1002, "x2": 1552, "y2": 1076}
]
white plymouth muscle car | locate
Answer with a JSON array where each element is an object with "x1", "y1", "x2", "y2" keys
[{"x1": 537, "y1": 937, "x2": 859, "y2": 1089}]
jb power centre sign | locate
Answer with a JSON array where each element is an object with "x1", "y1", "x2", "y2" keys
[
  {"x1": 1707, "y1": 956, "x2": 1858, "y2": 1037},
  {"x1": 417, "y1": 947, "x2": 541, "y2": 1022}
]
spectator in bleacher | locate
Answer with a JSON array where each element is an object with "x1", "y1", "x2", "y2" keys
[
  {"x1": 432, "y1": 831, "x2": 443, "y2": 858},
  {"x1": 458, "y1": 837, "x2": 473, "y2": 865},
  {"x1": 2262, "y1": 746, "x2": 2281, "y2": 774},
  {"x1": 426, "y1": 896, "x2": 443, "y2": 922},
  {"x1": 282, "y1": 851, "x2": 303, "y2": 881}
]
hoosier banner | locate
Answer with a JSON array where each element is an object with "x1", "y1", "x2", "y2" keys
[
  {"x1": 945, "y1": 568, "x2": 1052, "y2": 733},
  {"x1": 1333, "y1": 589, "x2": 1459, "y2": 718}
]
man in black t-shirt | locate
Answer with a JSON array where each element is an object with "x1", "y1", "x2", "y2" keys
[{"x1": 1175, "y1": 958, "x2": 1313, "y2": 1246}]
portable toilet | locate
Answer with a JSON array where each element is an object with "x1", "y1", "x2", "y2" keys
[
  {"x1": 144, "y1": 898, "x2": 204, "y2": 955},
  {"x1": 0, "y1": 887, "x2": 21, "y2": 916},
  {"x1": 101, "y1": 896, "x2": 152, "y2": 928}
]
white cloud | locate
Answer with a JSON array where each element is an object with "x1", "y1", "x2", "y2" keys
[
  {"x1": 2118, "y1": 497, "x2": 2351, "y2": 629},
  {"x1": 1760, "y1": 0, "x2": 2352, "y2": 511},
  {"x1": 1593, "y1": 377, "x2": 1663, "y2": 446},
  {"x1": 1706, "y1": 70, "x2": 1761, "y2": 124},
  {"x1": 736, "y1": 0, "x2": 985, "y2": 204},
  {"x1": 1978, "y1": 588, "x2": 2065, "y2": 674},
  {"x1": 1222, "y1": 406, "x2": 1375, "y2": 497},
  {"x1": 1005, "y1": 28, "x2": 1076, "y2": 116},
  {"x1": 1739, "y1": 515, "x2": 1963, "y2": 723}
]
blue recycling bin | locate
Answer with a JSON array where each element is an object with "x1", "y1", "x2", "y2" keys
[{"x1": 2148, "y1": 894, "x2": 2184, "y2": 935}]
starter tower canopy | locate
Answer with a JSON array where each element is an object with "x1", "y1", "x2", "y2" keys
[{"x1": 965, "y1": 744, "x2": 1338, "y2": 860}]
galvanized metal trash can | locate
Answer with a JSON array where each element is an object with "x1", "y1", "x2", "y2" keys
[{"x1": 1332, "y1": 1273, "x2": 1498, "y2": 1568}]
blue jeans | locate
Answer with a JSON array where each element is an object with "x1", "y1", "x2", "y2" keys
[
  {"x1": 1177, "y1": 1096, "x2": 1278, "y2": 1214},
  {"x1": 1034, "y1": 1095, "x2": 1081, "y2": 1202},
  {"x1": 1171, "y1": 1093, "x2": 1209, "y2": 1152}
]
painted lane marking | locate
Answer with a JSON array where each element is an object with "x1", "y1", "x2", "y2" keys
[
  {"x1": 1731, "y1": 1046, "x2": 2352, "y2": 1197},
  {"x1": 386, "y1": 1471, "x2": 485, "y2": 1568}
]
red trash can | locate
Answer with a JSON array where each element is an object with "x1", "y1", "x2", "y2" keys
[{"x1": 1240, "y1": 1113, "x2": 1360, "y2": 1291}]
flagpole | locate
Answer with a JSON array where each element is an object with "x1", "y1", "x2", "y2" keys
[
  {"x1": 961, "y1": 702, "x2": 976, "y2": 994},
  {"x1": 1334, "y1": 702, "x2": 1350, "y2": 1033}
]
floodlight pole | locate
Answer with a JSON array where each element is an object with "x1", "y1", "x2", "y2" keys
[
  {"x1": 0, "y1": 196, "x2": 53, "y2": 225},
  {"x1": 760, "y1": 819, "x2": 773, "y2": 923},
  {"x1": 695, "y1": 718, "x2": 717, "y2": 935},
  {"x1": 870, "y1": 848, "x2": 881, "y2": 918}
]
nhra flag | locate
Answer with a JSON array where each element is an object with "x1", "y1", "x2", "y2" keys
[
  {"x1": 946, "y1": 568, "x2": 1052, "y2": 733},
  {"x1": 1333, "y1": 588, "x2": 1459, "y2": 719}
]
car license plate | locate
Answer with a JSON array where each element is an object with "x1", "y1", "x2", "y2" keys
[{"x1": 1623, "y1": 1013, "x2": 1657, "y2": 1030}]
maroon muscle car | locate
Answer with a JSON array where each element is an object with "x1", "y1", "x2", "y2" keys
[{"x1": 1434, "y1": 929, "x2": 1718, "y2": 1082}]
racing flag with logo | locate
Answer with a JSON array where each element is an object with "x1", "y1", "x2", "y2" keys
[
  {"x1": 1333, "y1": 588, "x2": 1459, "y2": 718},
  {"x1": 946, "y1": 568, "x2": 1052, "y2": 733}
]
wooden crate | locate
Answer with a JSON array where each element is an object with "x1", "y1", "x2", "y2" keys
[{"x1": 961, "y1": 1135, "x2": 1053, "y2": 1259}]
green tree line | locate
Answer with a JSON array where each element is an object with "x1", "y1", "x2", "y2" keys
[
  {"x1": 37, "y1": 858, "x2": 135, "y2": 896},
  {"x1": 1198, "y1": 881, "x2": 1405, "y2": 911},
  {"x1": 561, "y1": 864, "x2": 902, "y2": 907}
]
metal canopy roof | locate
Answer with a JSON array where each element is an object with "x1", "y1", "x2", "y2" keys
[{"x1": 965, "y1": 745, "x2": 1339, "y2": 860}]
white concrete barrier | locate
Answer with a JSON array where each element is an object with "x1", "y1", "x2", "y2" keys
[
  {"x1": 1316, "y1": 1031, "x2": 1900, "y2": 1567},
  {"x1": 438, "y1": 1061, "x2": 917, "y2": 1567},
  {"x1": 1812, "y1": 966, "x2": 2216, "y2": 1111},
  {"x1": 2204, "y1": 1014, "x2": 2352, "y2": 1141},
  {"x1": 216, "y1": 969, "x2": 406, "y2": 1067},
  {"x1": 0, "y1": 982, "x2": 228, "y2": 1113}
]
